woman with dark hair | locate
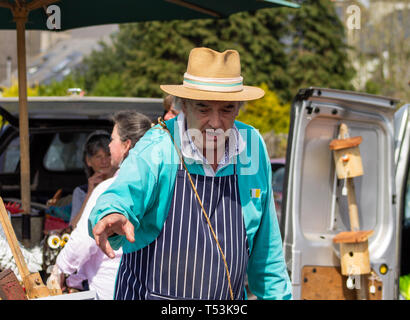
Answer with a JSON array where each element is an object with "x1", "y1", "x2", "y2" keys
[
  {"x1": 69, "y1": 131, "x2": 114, "y2": 228},
  {"x1": 49, "y1": 110, "x2": 152, "y2": 300},
  {"x1": 109, "y1": 111, "x2": 154, "y2": 165}
]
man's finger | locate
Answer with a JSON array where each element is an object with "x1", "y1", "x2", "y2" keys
[
  {"x1": 93, "y1": 220, "x2": 107, "y2": 246},
  {"x1": 94, "y1": 226, "x2": 115, "y2": 259},
  {"x1": 101, "y1": 236, "x2": 116, "y2": 259},
  {"x1": 123, "y1": 220, "x2": 135, "y2": 243}
]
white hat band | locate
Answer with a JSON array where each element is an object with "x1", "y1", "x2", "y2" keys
[{"x1": 183, "y1": 72, "x2": 243, "y2": 93}]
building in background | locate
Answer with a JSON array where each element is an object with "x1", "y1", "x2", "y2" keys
[{"x1": 0, "y1": 24, "x2": 118, "y2": 88}]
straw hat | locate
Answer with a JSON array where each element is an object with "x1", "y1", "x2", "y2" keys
[{"x1": 160, "y1": 47, "x2": 265, "y2": 101}]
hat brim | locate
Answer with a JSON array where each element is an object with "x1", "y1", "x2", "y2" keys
[{"x1": 160, "y1": 85, "x2": 265, "y2": 101}]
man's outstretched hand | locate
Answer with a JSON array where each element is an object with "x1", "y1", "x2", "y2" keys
[{"x1": 92, "y1": 213, "x2": 135, "y2": 258}]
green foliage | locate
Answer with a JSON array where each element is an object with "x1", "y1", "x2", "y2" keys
[
  {"x1": 40, "y1": 0, "x2": 355, "y2": 107},
  {"x1": 364, "y1": 80, "x2": 381, "y2": 95},
  {"x1": 80, "y1": 40, "x2": 125, "y2": 96},
  {"x1": 237, "y1": 84, "x2": 290, "y2": 134},
  {"x1": 79, "y1": 9, "x2": 293, "y2": 101},
  {"x1": 90, "y1": 73, "x2": 126, "y2": 96},
  {"x1": 38, "y1": 75, "x2": 85, "y2": 96},
  {"x1": 284, "y1": 0, "x2": 356, "y2": 94},
  {"x1": 400, "y1": 274, "x2": 410, "y2": 300}
]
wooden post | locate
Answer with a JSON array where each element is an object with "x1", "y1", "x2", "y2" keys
[
  {"x1": 7, "y1": 0, "x2": 61, "y2": 246},
  {"x1": 339, "y1": 123, "x2": 349, "y2": 139},
  {"x1": 346, "y1": 178, "x2": 360, "y2": 231},
  {"x1": 330, "y1": 123, "x2": 372, "y2": 300},
  {"x1": 12, "y1": 6, "x2": 31, "y2": 245}
]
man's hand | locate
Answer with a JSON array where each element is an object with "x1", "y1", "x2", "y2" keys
[{"x1": 92, "y1": 213, "x2": 135, "y2": 259}]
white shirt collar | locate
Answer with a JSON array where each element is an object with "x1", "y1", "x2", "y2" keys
[{"x1": 176, "y1": 112, "x2": 245, "y2": 174}]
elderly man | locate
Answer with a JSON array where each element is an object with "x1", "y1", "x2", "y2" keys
[{"x1": 89, "y1": 47, "x2": 292, "y2": 300}]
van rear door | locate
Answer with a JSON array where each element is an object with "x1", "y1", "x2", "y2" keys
[
  {"x1": 394, "y1": 104, "x2": 410, "y2": 280},
  {"x1": 282, "y1": 87, "x2": 400, "y2": 300}
]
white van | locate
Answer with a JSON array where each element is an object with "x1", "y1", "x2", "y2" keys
[{"x1": 282, "y1": 87, "x2": 409, "y2": 300}]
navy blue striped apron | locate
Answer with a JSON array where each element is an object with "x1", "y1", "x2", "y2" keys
[{"x1": 114, "y1": 161, "x2": 249, "y2": 300}]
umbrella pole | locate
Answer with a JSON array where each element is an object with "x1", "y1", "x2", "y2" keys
[{"x1": 14, "y1": 9, "x2": 31, "y2": 246}]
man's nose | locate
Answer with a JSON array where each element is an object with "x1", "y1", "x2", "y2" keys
[{"x1": 208, "y1": 110, "x2": 222, "y2": 129}]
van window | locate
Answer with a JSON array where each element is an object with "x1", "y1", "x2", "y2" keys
[
  {"x1": 0, "y1": 136, "x2": 20, "y2": 173},
  {"x1": 272, "y1": 166, "x2": 285, "y2": 222},
  {"x1": 272, "y1": 167, "x2": 285, "y2": 193},
  {"x1": 43, "y1": 133, "x2": 88, "y2": 171}
]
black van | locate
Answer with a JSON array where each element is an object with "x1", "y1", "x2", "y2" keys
[{"x1": 0, "y1": 96, "x2": 163, "y2": 244}]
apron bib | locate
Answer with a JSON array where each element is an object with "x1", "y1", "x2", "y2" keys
[{"x1": 114, "y1": 163, "x2": 249, "y2": 300}]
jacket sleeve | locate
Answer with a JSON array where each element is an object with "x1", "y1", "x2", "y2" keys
[
  {"x1": 88, "y1": 145, "x2": 159, "y2": 250},
  {"x1": 246, "y1": 137, "x2": 292, "y2": 300}
]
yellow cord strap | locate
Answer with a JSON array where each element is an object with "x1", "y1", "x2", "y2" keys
[{"x1": 158, "y1": 118, "x2": 234, "y2": 300}]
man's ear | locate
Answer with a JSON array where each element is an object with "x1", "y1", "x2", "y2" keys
[{"x1": 181, "y1": 99, "x2": 188, "y2": 114}]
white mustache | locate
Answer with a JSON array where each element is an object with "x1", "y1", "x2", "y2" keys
[{"x1": 205, "y1": 128, "x2": 229, "y2": 137}]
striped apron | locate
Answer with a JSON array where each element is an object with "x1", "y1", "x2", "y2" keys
[{"x1": 114, "y1": 162, "x2": 249, "y2": 300}]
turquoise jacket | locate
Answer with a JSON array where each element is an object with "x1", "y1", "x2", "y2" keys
[{"x1": 88, "y1": 117, "x2": 292, "y2": 300}]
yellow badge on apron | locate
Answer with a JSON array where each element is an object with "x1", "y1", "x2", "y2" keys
[{"x1": 250, "y1": 188, "x2": 261, "y2": 198}]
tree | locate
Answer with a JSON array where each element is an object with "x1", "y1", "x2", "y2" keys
[
  {"x1": 237, "y1": 83, "x2": 290, "y2": 158},
  {"x1": 80, "y1": 9, "x2": 294, "y2": 102},
  {"x1": 237, "y1": 83, "x2": 290, "y2": 135},
  {"x1": 284, "y1": 0, "x2": 356, "y2": 95},
  {"x1": 79, "y1": 40, "x2": 125, "y2": 96},
  {"x1": 90, "y1": 73, "x2": 126, "y2": 97},
  {"x1": 43, "y1": 0, "x2": 355, "y2": 109},
  {"x1": 361, "y1": 2, "x2": 409, "y2": 102},
  {"x1": 37, "y1": 75, "x2": 85, "y2": 96}
]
